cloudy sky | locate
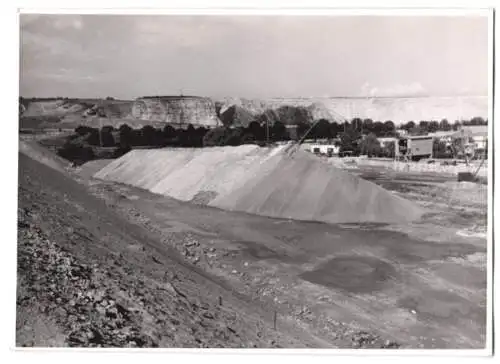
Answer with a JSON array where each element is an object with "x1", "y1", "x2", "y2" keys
[{"x1": 19, "y1": 14, "x2": 489, "y2": 99}]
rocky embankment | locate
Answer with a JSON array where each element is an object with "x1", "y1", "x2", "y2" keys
[{"x1": 17, "y1": 152, "x2": 312, "y2": 348}]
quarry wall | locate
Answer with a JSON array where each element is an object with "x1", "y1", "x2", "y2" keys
[
  {"x1": 219, "y1": 96, "x2": 488, "y2": 124},
  {"x1": 131, "y1": 96, "x2": 221, "y2": 128},
  {"x1": 20, "y1": 96, "x2": 488, "y2": 129}
]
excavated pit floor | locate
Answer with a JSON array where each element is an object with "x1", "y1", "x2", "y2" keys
[{"x1": 80, "y1": 161, "x2": 487, "y2": 348}]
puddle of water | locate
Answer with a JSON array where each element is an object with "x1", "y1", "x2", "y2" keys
[
  {"x1": 300, "y1": 256, "x2": 398, "y2": 294},
  {"x1": 238, "y1": 241, "x2": 301, "y2": 263}
]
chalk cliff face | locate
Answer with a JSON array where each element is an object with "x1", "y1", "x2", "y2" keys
[
  {"x1": 218, "y1": 96, "x2": 488, "y2": 124},
  {"x1": 131, "y1": 96, "x2": 221, "y2": 128}
]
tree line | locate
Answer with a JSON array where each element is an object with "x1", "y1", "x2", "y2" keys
[
  {"x1": 57, "y1": 115, "x2": 487, "y2": 164},
  {"x1": 398, "y1": 117, "x2": 487, "y2": 134}
]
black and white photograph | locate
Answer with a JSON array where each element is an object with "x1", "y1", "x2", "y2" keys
[{"x1": 11, "y1": 2, "x2": 493, "y2": 357}]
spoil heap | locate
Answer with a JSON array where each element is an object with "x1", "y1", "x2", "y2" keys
[{"x1": 95, "y1": 146, "x2": 424, "y2": 224}]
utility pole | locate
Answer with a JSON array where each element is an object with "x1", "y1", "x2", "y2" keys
[
  {"x1": 266, "y1": 119, "x2": 270, "y2": 146},
  {"x1": 98, "y1": 99, "x2": 103, "y2": 147}
]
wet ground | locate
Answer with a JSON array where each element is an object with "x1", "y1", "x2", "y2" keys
[{"x1": 76, "y1": 161, "x2": 487, "y2": 349}]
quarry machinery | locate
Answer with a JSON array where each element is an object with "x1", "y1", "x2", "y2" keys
[{"x1": 395, "y1": 135, "x2": 433, "y2": 161}]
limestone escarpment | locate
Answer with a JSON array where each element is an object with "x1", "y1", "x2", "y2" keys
[
  {"x1": 132, "y1": 96, "x2": 222, "y2": 128},
  {"x1": 218, "y1": 96, "x2": 488, "y2": 125}
]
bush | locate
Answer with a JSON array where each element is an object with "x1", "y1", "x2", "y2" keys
[
  {"x1": 113, "y1": 144, "x2": 132, "y2": 158},
  {"x1": 247, "y1": 121, "x2": 265, "y2": 141},
  {"x1": 339, "y1": 127, "x2": 362, "y2": 155},
  {"x1": 57, "y1": 142, "x2": 95, "y2": 164},
  {"x1": 203, "y1": 127, "x2": 228, "y2": 147},
  {"x1": 271, "y1": 121, "x2": 289, "y2": 141},
  {"x1": 359, "y1": 133, "x2": 382, "y2": 157}
]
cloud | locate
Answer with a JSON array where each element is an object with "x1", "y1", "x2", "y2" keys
[
  {"x1": 133, "y1": 17, "x2": 229, "y2": 48},
  {"x1": 360, "y1": 82, "x2": 427, "y2": 97},
  {"x1": 19, "y1": 14, "x2": 42, "y2": 27},
  {"x1": 52, "y1": 15, "x2": 83, "y2": 30},
  {"x1": 21, "y1": 32, "x2": 74, "y2": 56},
  {"x1": 23, "y1": 67, "x2": 97, "y2": 82}
]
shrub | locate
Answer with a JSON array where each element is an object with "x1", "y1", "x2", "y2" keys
[
  {"x1": 113, "y1": 144, "x2": 132, "y2": 158},
  {"x1": 203, "y1": 127, "x2": 227, "y2": 147},
  {"x1": 100, "y1": 127, "x2": 115, "y2": 147},
  {"x1": 360, "y1": 133, "x2": 382, "y2": 157},
  {"x1": 57, "y1": 142, "x2": 95, "y2": 164}
]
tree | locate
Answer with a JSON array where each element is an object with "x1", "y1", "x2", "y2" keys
[
  {"x1": 311, "y1": 119, "x2": 331, "y2": 140},
  {"x1": 402, "y1": 121, "x2": 416, "y2": 132},
  {"x1": 470, "y1": 116, "x2": 485, "y2": 125},
  {"x1": 419, "y1": 121, "x2": 429, "y2": 133},
  {"x1": 86, "y1": 128, "x2": 100, "y2": 146},
  {"x1": 372, "y1": 121, "x2": 385, "y2": 137},
  {"x1": 383, "y1": 140, "x2": 396, "y2": 158},
  {"x1": 453, "y1": 120, "x2": 461, "y2": 131},
  {"x1": 118, "y1": 124, "x2": 133, "y2": 147},
  {"x1": 113, "y1": 144, "x2": 132, "y2": 158},
  {"x1": 362, "y1": 119, "x2": 374, "y2": 134},
  {"x1": 439, "y1": 119, "x2": 451, "y2": 131},
  {"x1": 57, "y1": 142, "x2": 95, "y2": 164},
  {"x1": 185, "y1": 124, "x2": 197, "y2": 147},
  {"x1": 359, "y1": 133, "x2": 382, "y2": 157},
  {"x1": 100, "y1": 126, "x2": 115, "y2": 147},
  {"x1": 296, "y1": 121, "x2": 310, "y2": 140},
  {"x1": 351, "y1": 118, "x2": 363, "y2": 132},
  {"x1": 141, "y1": 125, "x2": 157, "y2": 146},
  {"x1": 245, "y1": 121, "x2": 264, "y2": 141},
  {"x1": 75, "y1": 125, "x2": 97, "y2": 136},
  {"x1": 329, "y1": 121, "x2": 340, "y2": 139},
  {"x1": 106, "y1": 96, "x2": 115, "y2": 101},
  {"x1": 225, "y1": 127, "x2": 245, "y2": 146},
  {"x1": 383, "y1": 120, "x2": 396, "y2": 136},
  {"x1": 162, "y1": 125, "x2": 177, "y2": 145},
  {"x1": 203, "y1": 127, "x2": 227, "y2": 147},
  {"x1": 195, "y1": 126, "x2": 209, "y2": 147},
  {"x1": 339, "y1": 127, "x2": 362, "y2": 155},
  {"x1": 428, "y1": 121, "x2": 439, "y2": 133},
  {"x1": 271, "y1": 121, "x2": 289, "y2": 141},
  {"x1": 241, "y1": 133, "x2": 256, "y2": 144}
]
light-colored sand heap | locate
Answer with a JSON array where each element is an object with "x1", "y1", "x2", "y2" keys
[{"x1": 94, "y1": 146, "x2": 424, "y2": 224}]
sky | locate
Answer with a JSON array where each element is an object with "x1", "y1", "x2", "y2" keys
[{"x1": 19, "y1": 14, "x2": 489, "y2": 100}]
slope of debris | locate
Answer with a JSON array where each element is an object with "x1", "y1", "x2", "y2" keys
[{"x1": 17, "y1": 152, "x2": 320, "y2": 348}]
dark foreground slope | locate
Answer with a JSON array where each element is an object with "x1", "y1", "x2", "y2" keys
[{"x1": 16, "y1": 152, "x2": 323, "y2": 348}]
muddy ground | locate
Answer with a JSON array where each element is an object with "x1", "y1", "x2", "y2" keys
[{"x1": 17, "y1": 144, "x2": 488, "y2": 349}]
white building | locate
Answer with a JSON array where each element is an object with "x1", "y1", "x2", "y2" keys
[{"x1": 308, "y1": 143, "x2": 340, "y2": 156}]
